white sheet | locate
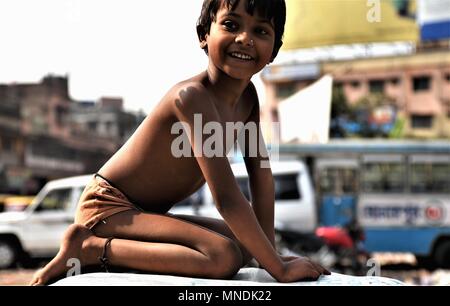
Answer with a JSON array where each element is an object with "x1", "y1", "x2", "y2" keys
[{"x1": 52, "y1": 268, "x2": 405, "y2": 286}]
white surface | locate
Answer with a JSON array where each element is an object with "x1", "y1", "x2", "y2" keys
[{"x1": 52, "y1": 268, "x2": 405, "y2": 286}]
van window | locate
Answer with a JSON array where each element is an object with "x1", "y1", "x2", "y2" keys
[
  {"x1": 236, "y1": 174, "x2": 301, "y2": 201},
  {"x1": 35, "y1": 188, "x2": 72, "y2": 212},
  {"x1": 236, "y1": 178, "x2": 251, "y2": 201},
  {"x1": 77, "y1": 187, "x2": 86, "y2": 201},
  {"x1": 173, "y1": 189, "x2": 204, "y2": 207},
  {"x1": 274, "y1": 174, "x2": 301, "y2": 200}
]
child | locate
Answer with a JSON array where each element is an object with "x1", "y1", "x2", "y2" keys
[{"x1": 30, "y1": 0, "x2": 329, "y2": 285}]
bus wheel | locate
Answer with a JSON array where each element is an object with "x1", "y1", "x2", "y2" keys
[{"x1": 434, "y1": 241, "x2": 450, "y2": 269}]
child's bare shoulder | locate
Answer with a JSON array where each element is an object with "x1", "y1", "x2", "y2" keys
[
  {"x1": 164, "y1": 78, "x2": 217, "y2": 118},
  {"x1": 161, "y1": 76, "x2": 258, "y2": 121}
]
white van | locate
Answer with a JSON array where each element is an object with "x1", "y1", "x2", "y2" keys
[
  {"x1": 0, "y1": 160, "x2": 317, "y2": 269},
  {"x1": 0, "y1": 175, "x2": 91, "y2": 268},
  {"x1": 170, "y1": 161, "x2": 317, "y2": 233}
]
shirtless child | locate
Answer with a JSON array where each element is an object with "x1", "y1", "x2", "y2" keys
[{"x1": 30, "y1": 0, "x2": 329, "y2": 285}]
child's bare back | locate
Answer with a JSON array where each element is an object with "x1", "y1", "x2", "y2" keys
[{"x1": 97, "y1": 71, "x2": 256, "y2": 213}]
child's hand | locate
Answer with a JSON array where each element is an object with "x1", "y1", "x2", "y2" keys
[
  {"x1": 279, "y1": 255, "x2": 301, "y2": 262},
  {"x1": 277, "y1": 257, "x2": 331, "y2": 283}
]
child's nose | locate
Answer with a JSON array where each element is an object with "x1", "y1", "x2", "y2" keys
[{"x1": 235, "y1": 32, "x2": 254, "y2": 47}]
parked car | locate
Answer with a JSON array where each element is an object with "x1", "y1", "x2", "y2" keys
[
  {"x1": 0, "y1": 173, "x2": 210, "y2": 269},
  {"x1": 169, "y1": 160, "x2": 318, "y2": 234},
  {"x1": 0, "y1": 175, "x2": 91, "y2": 268}
]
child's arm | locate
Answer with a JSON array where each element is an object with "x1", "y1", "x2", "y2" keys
[
  {"x1": 172, "y1": 84, "x2": 284, "y2": 279},
  {"x1": 172, "y1": 84, "x2": 327, "y2": 282},
  {"x1": 241, "y1": 94, "x2": 276, "y2": 248}
]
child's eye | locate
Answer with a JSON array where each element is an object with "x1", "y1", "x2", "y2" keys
[
  {"x1": 223, "y1": 20, "x2": 238, "y2": 31},
  {"x1": 256, "y1": 27, "x2": 269, "y2": 36}
]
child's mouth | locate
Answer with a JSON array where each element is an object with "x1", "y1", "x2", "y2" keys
[{"x1": 228, "y1": 52, "x2": 254, "y2": 61}]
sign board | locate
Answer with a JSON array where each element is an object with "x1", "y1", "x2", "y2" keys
[{"x1": 283, "y1": 0, "x2": 419, "y2": 49}]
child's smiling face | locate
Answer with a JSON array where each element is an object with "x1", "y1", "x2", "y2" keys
[{"x1": 203, "y1": 0, "x2": 276, "y2": 80}]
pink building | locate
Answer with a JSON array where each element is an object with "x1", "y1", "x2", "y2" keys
[{"x1": 262, "y1": 51, "x2": 450, "y2": 139}]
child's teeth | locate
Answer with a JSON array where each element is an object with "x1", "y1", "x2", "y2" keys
[{"x1": 231, "y1": 52, "x2": 251, "y2": 60}]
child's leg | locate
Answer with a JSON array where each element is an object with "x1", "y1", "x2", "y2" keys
[
  {"x1": 30, "y1": 211, "x2": 243, "y2": 285},
  {"x1": 169, "y1": 214, "x2": 254, "y2": 266},
  {"x1": 92, "y1": 211, "x2": 243, "y2": 275}
]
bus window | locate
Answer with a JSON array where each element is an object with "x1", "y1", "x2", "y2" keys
[
  {"x1": 362, "y1": 162, "x2": 406, "y2": 193},
  {"x1": 319, "y1": 168, "x2": 358, "y2": 195},
  {"x1": 411, "y1": 162, "x2": 450, "y2": 193}
]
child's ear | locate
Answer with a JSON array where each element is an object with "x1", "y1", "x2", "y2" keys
[
  {"x1": 269, "y1": 41, "x2": 283, "y2": 64},
  {"x1": 197, "y1": 25, "x2": 209, "y2": 50}
]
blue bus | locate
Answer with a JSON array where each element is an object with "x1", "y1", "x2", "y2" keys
[{"x1": 279, "y1": 140, "x2": 450, "y2": 267}]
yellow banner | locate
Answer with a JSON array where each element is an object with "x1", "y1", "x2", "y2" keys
[{"x1": 283, "y1": 0, "x2": 419, "y2": 50}]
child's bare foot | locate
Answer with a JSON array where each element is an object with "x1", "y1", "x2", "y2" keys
[{"x1": 29, "y1": 224, "x2": 105, "y2": 286}]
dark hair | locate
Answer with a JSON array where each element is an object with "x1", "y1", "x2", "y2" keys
[{"x1": 196, "y1": 0, "x2": 286, "y2": 62}]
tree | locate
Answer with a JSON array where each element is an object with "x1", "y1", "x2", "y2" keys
[{"x1": 330, "y1": 85, "x2": 350, "y2": 138}]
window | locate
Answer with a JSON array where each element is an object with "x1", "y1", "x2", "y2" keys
[
  {"x1": 1, "y1": 137, "x2": 14, "y2": 152},
  {"x1": 319, "y1": 168, "x2": 358, "y2": 194},
  {"x1": 173, "y1": 189, "x2": 204, "y2": 207},
  {"x1": 411, "y1": 163, "x2": 450, "y2": 193},
  {"x1": 411, "y1": 115, "x2": 433, "y2": 129},
  {"x1": 55, "y1": 106, "x2": 66, "y2": 126},
  {"x1": 413, "y1": 76, "x2": 431, "y2": 92},
  {"x1": 237, "y1": 174, "x2": 301, "y2": 201},
  {"x1": 333, "y1": 82, "x2": 343, "y2": 91},
  {"x1": 105, "y1": 121, "x2": 114, "y2": 133},
  {"x1": 236, "y1": 177, "x2": 251, "y2": 201},
  {"x1": 350, "y1": 81, "x2": 361, "y2": 88},
  {"x1": 88, "y1": 121, "x2": 98, "y2": 131},
  {"x1": 362, "y1": 162, "x2": 406, "y2": 193},
  {"x1": 369, "y1": 80, "x2": 385, "y2": 93},
  {"x1": 274, "y1": 174, "x2": 301, "y2": 200},
  {"x1": 276, "y1": 83, "x2": 297, "y2": 99},
  {"x1": 390, "y1": 78, "x2": 400, "y2": 85},
  {"x1": 35, "y1": 188, "x2": 72, "y2": 212}
]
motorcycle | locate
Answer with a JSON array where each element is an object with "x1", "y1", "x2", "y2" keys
[{"x1": 276, "y1": 220, "x2": 369, "y2": 275}]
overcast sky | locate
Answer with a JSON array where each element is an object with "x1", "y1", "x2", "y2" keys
[
  {"x1": 1, "y1": 0, "x2": 270, "y2": 113},
  {"x1": 0, "y1": 0, "x2": 418, "y2": 114}
]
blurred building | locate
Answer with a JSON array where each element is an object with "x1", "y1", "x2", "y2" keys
[
  {"x1": 0, "y1": 85, "x2": 24, "y2": 192},
  {"x1": 261, "y1": 49, "x2": 450, "y2": 140},
  {"x1": 69, "y1": 97, "x2": 144, "y2": 146},
  {"x1": 0, "y1": 75, "x2": 145, "y2": 194}
]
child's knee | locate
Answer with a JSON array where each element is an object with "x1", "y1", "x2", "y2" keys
[{"x1": 209, "y1": 239, "x2": 242, "y2": 279}]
